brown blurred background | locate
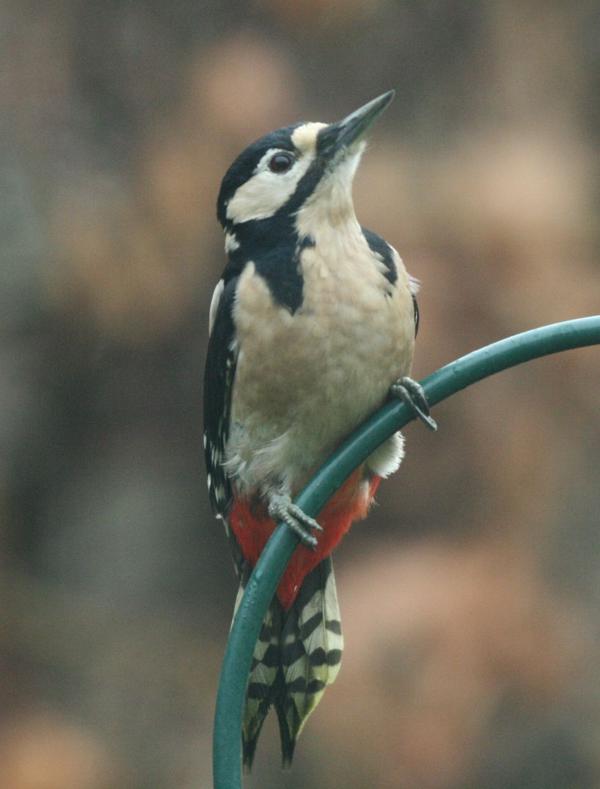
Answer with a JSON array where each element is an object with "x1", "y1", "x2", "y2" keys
[{"x1": 1, "y1": 1, "x2": 599, "y2": 787}]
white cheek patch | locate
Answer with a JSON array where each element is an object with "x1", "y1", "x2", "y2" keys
[{"x1": 226, "y1": 147, "x2": 315, "y2": 224}]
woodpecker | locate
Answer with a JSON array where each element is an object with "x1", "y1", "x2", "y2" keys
[{"x1": 204, "y1": 91, "x2": 435, "y2": 768}]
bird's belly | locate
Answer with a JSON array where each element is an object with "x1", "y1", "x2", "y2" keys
[{"x1": 228, "y1": 262, "x2": 415, "y2": 494}]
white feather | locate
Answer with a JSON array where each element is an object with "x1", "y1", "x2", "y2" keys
[
  {"x1": 208, "y1": 278, "x2": 224, "y2": 335},
  {"x1": 224, "y1": 232, "x2": 240, "y2": 253},
  {"x1": 366, "y1": 431, "x2": 405, "y2": 478}
]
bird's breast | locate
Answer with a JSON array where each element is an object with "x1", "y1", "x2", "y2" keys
[{"x1": 228, "y1": 238, "x2": 415, "y2": 494}]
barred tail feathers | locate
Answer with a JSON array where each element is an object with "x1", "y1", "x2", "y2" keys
[
  {"x1": 236, "y1": 557, "x2": 343, "y2": 769},
  {"x1": 277, "y1": 557, "x2": 343, "y2": 766},
  {"x1": 235, "y1": 586, "x2": 283, "y2": 770}
]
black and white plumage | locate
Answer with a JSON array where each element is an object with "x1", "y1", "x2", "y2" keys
[
  {"x1": 203, "y1": 91, "x2": 425, "y2": 767},
  {"x1": 204, "y1": 276, "x2": 236, "y2": 516}
]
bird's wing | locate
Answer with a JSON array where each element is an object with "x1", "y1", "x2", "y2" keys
[
  {"x1": 203, "y1": 276, "x2": 238, "y2": 520},
  {"x1": 204, "y1": 274, "x2": 249, "y2": 578}
]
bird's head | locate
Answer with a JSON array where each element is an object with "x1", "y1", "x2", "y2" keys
[{"x1": 217, "y1": 91, "x2": 395, "y2": 251}]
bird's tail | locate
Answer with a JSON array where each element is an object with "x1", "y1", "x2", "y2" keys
[{"x1": 237, "y1": 556, "x2": 343, "y2": 769}]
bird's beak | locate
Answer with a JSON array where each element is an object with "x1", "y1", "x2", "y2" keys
[{"x1": 318, "y1": 90, "x2": 395, "y2": 160}]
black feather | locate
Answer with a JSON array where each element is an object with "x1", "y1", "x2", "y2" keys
[{"x1": 361, "y1": 226, "x2": 397, "y2": 286}]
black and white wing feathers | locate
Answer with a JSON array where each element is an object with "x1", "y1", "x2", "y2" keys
[{"x1": 203, "y1": 276, "x2": 238, "y2": 519}]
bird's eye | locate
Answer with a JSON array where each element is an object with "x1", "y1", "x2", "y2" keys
[{"x1": 268, "y1": 152, "x2": 295, "y2": 173}]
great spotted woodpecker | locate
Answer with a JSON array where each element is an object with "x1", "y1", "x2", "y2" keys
[{"x1": 204, "y1": 91, "x2": 435, "y2": 768}]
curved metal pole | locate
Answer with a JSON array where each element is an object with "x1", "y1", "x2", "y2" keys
[{"x1": 213, "y1": 316, "x2": 600, "y2": 789}]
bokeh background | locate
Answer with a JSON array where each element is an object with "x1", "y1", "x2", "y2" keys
[{"x1": 1, "y1": 1, "x2": 599, "y2": 787}]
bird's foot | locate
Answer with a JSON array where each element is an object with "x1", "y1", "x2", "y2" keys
[
  {"x1": 268, "y1": 492, "x2": 323, "y2": 549},
  {"x1": 390, "y1": 376, "x2": 437, "y2": 431}
]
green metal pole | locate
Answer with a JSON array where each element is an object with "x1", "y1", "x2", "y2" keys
[{"x1": 213, "y1": 316, "x2": 600, "y2": 789}]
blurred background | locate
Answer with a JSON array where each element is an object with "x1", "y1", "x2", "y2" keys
[{"x1": 1, "y1": 1, "x2": 599, "y2": 787}]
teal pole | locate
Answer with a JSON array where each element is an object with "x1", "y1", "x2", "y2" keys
[{"x1": 213, "y1": 316, "x2": 600, "y2": 789}]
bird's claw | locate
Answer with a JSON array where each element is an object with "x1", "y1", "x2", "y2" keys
[
  {"x1": 268, "y1": 493, "x2": 323, "y2": 549},
  {"x1": 390, "y1": 376, "x2": 437, "y2": 431}
]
